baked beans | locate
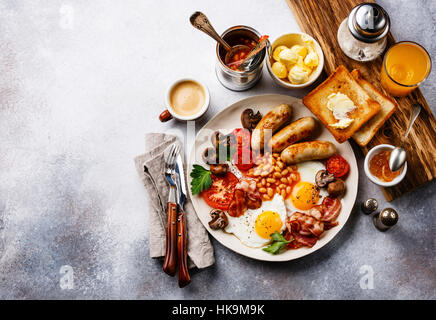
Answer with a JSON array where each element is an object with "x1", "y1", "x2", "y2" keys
[{"x1": 246, "y1": 153, "x2": 300, "y2": 201}]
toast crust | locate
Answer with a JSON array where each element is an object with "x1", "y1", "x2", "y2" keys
[
  {"x1": 351, "y1": 69, "x2": 398, "y2": 146},
  {"x1": 302, "y1": 65, "x2": 381, "y2": 143}
]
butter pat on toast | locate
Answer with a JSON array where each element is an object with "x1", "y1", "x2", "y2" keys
[
  {"x1": 302, "y1": 65, "x2": 381, "y2": 143},
  {"x1": 351, "y1": 69, "x2": 398, "y2": 147}
]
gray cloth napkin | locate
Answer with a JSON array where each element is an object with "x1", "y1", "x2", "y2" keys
[{"x1": 134, "y1": 133, "x2": 215, "y2": 269}]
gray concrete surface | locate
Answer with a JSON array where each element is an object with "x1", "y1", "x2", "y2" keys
[{"x1": 0, "y1": 0, "x2": 434, "y2": 299}]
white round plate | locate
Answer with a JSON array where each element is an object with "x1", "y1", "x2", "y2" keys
[{"x1": 187, "y1": 94, "x2": 358, "y2": 261}]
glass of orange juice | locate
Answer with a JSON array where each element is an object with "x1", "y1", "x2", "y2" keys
[{"x1": 381, "y1": 41, "x2": 432, "y2": 97}]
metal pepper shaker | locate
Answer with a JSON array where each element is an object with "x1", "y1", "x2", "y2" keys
[
  {"x1": 361, "y1": 198, "x2": 378, "y2": 214},
  {"x1": 337, "y1": 3, "x2": 390, "y2": 61},
  {"x1": 373, "y1": 208, "x2": 398, "y2": 231}
]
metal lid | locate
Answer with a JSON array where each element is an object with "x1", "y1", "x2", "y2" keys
[
  {"x1": 361, "y1": 198, "x2": 378, "y2": 214},
  {"x1": 379, "y1": 208, "x2": 398, "y2": 227},
  {"x1": 348, "y1": 3, "x2": 390, "y2": 43}
]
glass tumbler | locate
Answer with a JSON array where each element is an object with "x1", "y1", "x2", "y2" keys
[{"x1": 380, "y1": 41, "x2": 432, "y2": 97}]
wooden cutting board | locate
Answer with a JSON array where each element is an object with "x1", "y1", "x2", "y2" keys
[{"x1": 286, "y1": 0, "x2": 436, "y2": 201}]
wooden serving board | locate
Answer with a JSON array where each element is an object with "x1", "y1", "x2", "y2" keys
[{"x1": 286, "y1": 0, "x2": 436, "y2": 201}]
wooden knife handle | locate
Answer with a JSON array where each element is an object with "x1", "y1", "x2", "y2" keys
[
  {"x1": 177, "y1": 209, "x2": 191, "y2": 288},
  {"x1": 163, "y1": 202, "x2": 178, "y2": 276}
]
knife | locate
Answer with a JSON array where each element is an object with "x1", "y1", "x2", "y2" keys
[{"x1": 174, "y1": 152, "x2": 191, "y2": 288}]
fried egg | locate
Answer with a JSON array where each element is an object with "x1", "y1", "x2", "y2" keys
[
  {"x1": 286, "y1": 161, "x2": 328, "y2": 212},
  {"x1": 225, "y1": 194, "x2": 287, "y2": 248}
]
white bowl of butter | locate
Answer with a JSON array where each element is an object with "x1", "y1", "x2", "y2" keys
[{"x1": 266, "y1": 33, "x2": 324, "y2": 89}]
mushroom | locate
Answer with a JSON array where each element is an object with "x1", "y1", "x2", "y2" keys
[
  {"x1": 241, "y1": 108, "x2": 263, "y2": 131},
  {"x1": 202, "y1": 147, "x2": 217, "y2": 165},
  {"x1": 315, "y1": 170, "x2": 336, "y2": 188},
  {"x1": 327, "y1": 179, "x2": 345, "y2": 198},
  {"x1": 211, "y1": 131, "x2": 235, "y2": 149},
  {"x1": 211, "y1": 131, "x2": 236, "y2": 163},
  {"x1": 208, "y1": 209, "x2": 229, "y2": 230},
  {"x1": 210, "y1": 163, "x2": 229, "y2": 176}
]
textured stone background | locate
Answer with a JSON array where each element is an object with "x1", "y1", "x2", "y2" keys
[{"x1": 0, "y1": 0, "x2": 434, "y2": 299}]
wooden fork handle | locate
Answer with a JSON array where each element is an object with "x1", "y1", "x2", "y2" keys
[
  {"x1": 177, "y1": 209, "x2": 191, "y2": 288},
  {"x1": 163, "y1": 202, "x2": 178, "y2": 276}
]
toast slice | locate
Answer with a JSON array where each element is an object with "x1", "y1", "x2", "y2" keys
[
  {"x1": 302, "y1": 65, "x2": 381, "y2": 143},
  {"x1": 351, "y1": 69, "x2": 398, "y2": 146}
]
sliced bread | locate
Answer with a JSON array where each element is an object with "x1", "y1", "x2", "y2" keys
[
  {"x1": 302, "y1": 65, "x2": 381, "y2": 143},
  {"x1": 351, "y1": 69, "x2": 398, "y2": 146}
]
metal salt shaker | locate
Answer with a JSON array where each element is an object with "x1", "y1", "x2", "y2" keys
[
  {"x1": 361, "y1": 198, "x2": 378, "y2": 214},
  {"x1": 373, "y1": 208, "x2": 399, "y2": 231},
  {"x1": 337, "y1": 3, "x2": 390, "y2": 62}
]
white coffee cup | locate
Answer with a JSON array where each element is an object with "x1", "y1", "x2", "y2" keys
[{"x1": 159, "y1": 78, "x2": 210, "y2": 122}]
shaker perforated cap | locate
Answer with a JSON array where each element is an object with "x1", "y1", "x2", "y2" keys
[{"x1": 348, "y1": 3, "x2": 390, "y2": 43}]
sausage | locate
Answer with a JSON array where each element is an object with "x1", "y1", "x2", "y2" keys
[
  {"x1": 280, "y1": 140, "x2": 337, "y2": 164},
  {"x1": 268, "y1": 116, "x2": 316, "y2": 152},
  {"x1": 251, "y1": 104, "x2": 292, "y2": 151}
]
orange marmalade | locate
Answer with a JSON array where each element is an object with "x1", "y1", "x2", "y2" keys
[{"x1": 369, "y1": 150, "x2": 401, "y2": 182}]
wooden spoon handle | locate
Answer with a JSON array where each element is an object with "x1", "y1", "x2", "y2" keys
[
  {"x1": 177, "y1": 208, "x2": 191, "y2": 288},
  {"x1": 162, "y1": 202, "x2": 178, "y2": 276}
]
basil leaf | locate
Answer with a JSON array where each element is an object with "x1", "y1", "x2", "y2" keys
[
  {"x1": 270, "y1": 231, "x2": 288, "y2": 243},
  {"x1": 263, "y1": 232, "x2": 292, "y2": 255},
  {"x1": 190, "y1": 165, "x2": 212, "y2": 195},
  {"x1": 263, "y1": 241, "x2": 287, "y2": 255}
]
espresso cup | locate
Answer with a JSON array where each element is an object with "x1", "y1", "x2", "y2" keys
[{"x1": 159, "y1": 78, "x2": 210, "y2": 122}]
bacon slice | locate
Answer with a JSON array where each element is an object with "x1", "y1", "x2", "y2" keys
[
  {"x1": 283, "y1": 197, "x2": 342, "y2": 250},
  {"x1": 284, "y1": 219, "x2": 319, "y2": 248},
  {"x1": 307, "y1": 205, "x2": 323, "y2": 220},
  {"x1": 287, "y1": 219, "x2": 300, "y2": 233},
  {"x1": 324, "y1": 221, "x2": 339, "y2": 230},
  {"x1": 292, "y1": 233, "x2": 318, "y2": 247},
  {"x1": 235, "y1": 178, "x2": 256, "y2": 193},
  {"x1": 287, "y1": 212, "x2": 324, "y2": 237},
  {"x1": 246, "y1": 191, "x2": 262, "y2": 209},
  {"x1": 283, "y1": 230, "x2": 302, "y2": 249},
  {"x1": 321, "y1": 197, "x2": 342, "y2": 222},
  {"x1": 287, "y1": 241, "x2": 302, "y2": 249},
  {"x1": 228, "y1": 189, "x2": 247, "y2": 217},
  {"x1": 229, "y1": 179, "x2": 262, "y2": 214},
  {"x1": 240, "y1": 178, "x2": 262, "y2": 209}
]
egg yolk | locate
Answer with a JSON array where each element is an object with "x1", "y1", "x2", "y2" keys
[
  {"x1": 291, "y1": 181, "x2": 320, "y2": 210},
  {"x1": 255, "y1": 211, "x2": 283, "y2": 239}
]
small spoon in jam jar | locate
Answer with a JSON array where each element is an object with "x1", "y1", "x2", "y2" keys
[
  {"x1": 389, "y1": 103, "x2": 421, "y2": 172},
  {"x1": 189, "y1": 12, "x2": 250, "y2": 67}
]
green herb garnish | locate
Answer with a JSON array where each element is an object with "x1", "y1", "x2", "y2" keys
[
  {"x1": 263, "y1": 232, "x2": 292, "y2": 255},
  {"x1": 190, "y1": 164, "x2": 212, "y2": 195}
]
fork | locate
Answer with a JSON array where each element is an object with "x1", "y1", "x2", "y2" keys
[
  {"x1": 143, "y1": 164, "x2": 165, "y2": 230},
  {"x1": 162, "y1": 143, "x2": 180, "y2": 276}
]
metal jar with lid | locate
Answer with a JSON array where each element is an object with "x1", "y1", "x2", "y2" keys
[
  {"x1": 215, "y1": 26, "x2": 266, "y2": 91},
  {"x1": 337, "y1": 3, "x2": 390, "y2": 62}
]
